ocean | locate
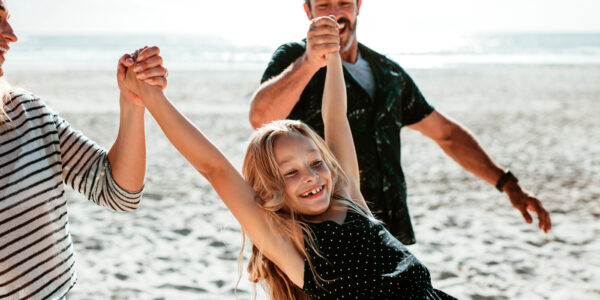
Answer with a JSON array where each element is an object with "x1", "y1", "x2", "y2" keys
[{"x1": 5, "y1": 32, "x2": 600, "y2": 71}]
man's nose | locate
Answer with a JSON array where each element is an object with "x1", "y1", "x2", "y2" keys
[{"x1": 330, "y1": 5, "x2": 343, "y2": 19}]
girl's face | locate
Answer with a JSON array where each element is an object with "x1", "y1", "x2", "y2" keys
[
  {"x1": 0, "y1": 0, "x2": 17, "y2": 77},
  {"x1": 274, "y1": 134, "x2": 332, "y2": 216}
]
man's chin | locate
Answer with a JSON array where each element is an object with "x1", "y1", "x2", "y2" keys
[{"x1": 340, "y1": 34, "x2": 356, "y2": 53}]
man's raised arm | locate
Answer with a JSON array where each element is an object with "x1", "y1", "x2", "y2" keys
[{"x1": 249, "y1": 16, "x2": 340, "y2": 129}]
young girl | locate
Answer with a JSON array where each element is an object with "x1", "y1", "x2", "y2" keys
[{"x1": 123, "y1": 43, "x2": 455, "y2": 299}]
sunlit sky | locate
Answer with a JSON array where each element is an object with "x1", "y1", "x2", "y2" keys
[{"x1": 8, "y1": 0, "x2": 600, "y2": 48}]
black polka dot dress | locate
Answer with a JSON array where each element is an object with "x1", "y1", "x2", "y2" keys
[{"x1": 302, "y1": 210, "x2": 456, "y2": 299}]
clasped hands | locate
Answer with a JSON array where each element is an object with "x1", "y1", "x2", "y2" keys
[{"x1": 117, "y1": 46, "x2": 167, "y2": 106}]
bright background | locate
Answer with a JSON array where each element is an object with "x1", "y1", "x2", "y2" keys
[{"x1": 8, "y1": 0, "x2": 600, "y2": 50}]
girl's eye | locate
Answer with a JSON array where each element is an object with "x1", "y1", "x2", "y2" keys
[
  {"x1": 284, "y1": 170, "x2": 297, "y2": 177},
  {"x1": 311, "y1": 160, "x2": 323, "y2": 167}
]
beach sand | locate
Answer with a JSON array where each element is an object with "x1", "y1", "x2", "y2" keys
[{"x1": 5, "y1": 64, "x2": 599, "y2": 299}]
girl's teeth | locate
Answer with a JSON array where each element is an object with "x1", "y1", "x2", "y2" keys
[{"x1": 302, "y1": 186, "x2": 322, "y2": 197}]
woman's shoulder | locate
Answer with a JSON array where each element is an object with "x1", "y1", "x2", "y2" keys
[
  {"x1": 8, "y1": 89, "x2": 41, "y2": 106},
  {"x1": 5, "y1": 89, "x2": 55, "y2": 114}
]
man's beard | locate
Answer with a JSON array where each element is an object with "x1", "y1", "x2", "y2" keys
[{"x1": 338, "y1": 17, "x2": 357, "y2": 53}]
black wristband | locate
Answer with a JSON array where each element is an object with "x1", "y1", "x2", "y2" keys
[{"x1": 495, "y1": 169, "x2": 518, "y2": 192}]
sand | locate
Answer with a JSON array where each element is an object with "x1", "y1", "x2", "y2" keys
[{"x1": 5, "y1": 64, "x2": 599, "y2": 299}]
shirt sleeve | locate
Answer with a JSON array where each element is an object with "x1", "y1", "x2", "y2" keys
[
  {"x1": 260, "y1": 41, "x2": 307, "y2": 83},
  {"x1": 397, "y1": 67, "x2": 435, "y2": 126},
  {"x1": 53, "y1": 113, "x2": 142, "y2": 211}
]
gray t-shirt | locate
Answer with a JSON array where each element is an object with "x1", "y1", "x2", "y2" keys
[{"x1": 343, "y1": 51, "x2": 376, "y2": 99}]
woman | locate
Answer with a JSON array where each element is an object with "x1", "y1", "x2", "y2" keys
[
  {"x1": 121, "y1": 19, "x2": 455, "y2": 299},
  {"x1": 0, "y1": 1, "x2": 167, "y2": 298}
]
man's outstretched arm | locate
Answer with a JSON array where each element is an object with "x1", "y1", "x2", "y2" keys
[
  {"x1": 249, "y1": 16, "x2": 340, "y2": 129},
  {"x1": 408, "y1": 110, "x2": 552, "y2": 233}
]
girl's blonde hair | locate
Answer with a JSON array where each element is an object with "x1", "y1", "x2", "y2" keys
[
  {"x1": 240, "y1": 119, "x2": 367, "y2": 299},
  {"x1": 0, "y1": 78, "x2": 14, "y2": 130}
]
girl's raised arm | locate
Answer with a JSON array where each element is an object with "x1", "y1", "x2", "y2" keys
[
  {"x1": 122, "y1": 64, "x2": 306, "y2": 286},
  {"x1": 322, "y1": 51, "x2": 371, "y2": 215}
]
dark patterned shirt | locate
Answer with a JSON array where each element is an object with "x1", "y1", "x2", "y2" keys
[
  {"x1": 301, "y1": 210, "x2": 456, "y2": 299},
  {"x1": 261, "y1": 41, "x2": 434, "y2": 244}
]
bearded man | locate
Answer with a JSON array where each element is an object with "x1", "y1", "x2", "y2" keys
[{"x1": 249, "y1": 0, "x2": 551, "y2": 244}]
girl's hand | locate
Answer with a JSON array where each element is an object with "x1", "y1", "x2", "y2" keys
[{"x1": 117, "y1": 46, "x2": 168, "y2": 107}]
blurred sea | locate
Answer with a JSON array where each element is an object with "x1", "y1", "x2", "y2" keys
[{"x1": 5, "y1": 32, "x2": 600, "y2": 71}]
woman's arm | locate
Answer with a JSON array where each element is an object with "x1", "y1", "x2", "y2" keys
[
  {"x1": 322, "y1": 52, "x2": 371, "y2": 215},
  {"x1": 123, "y1": 67, "x2": 306, "y2": 286},
  {"x1": 57, "y1": 47, "x2": 167, "y2": 211},
  {"x1": 108, "y1": 46, "x2": 168, "y2": 191},
  {"x1": 56, "y1": 113, "x2": 142, "y2": 211}
]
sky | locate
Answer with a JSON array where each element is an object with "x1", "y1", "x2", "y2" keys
[{"x1": 7, "y1": 0, "x2": 600, "y2": 48}]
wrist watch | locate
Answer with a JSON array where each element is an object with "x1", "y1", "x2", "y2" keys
[{"x1": 495, "y1": 169, "x2": 518, "y2": 192}]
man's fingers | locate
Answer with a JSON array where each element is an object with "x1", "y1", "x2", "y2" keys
[
  {"x1": 309, "y1": 23, "x2": 340, "y2": 32},
  {"x1": 311, "y1": 43, "x2": 341, "y2": 54},
  {"x1": 538, "y1": 204, "x2": 552, "y2": 233},
  {"x1": 137, "y1": 46, "x2": 160, "y2": 62},
  {"x1": 544, "y1": 209, "x2": 552, "y2": 232},
  {"x1": 541, "y1": 211, "x2": 551, "y2": 233},
  {"x1": 133, "y1": 55, "x2": 163, "y2": 72},
  {"x1": 308, "y1": 32, "x2": 339, "y2": 44},
  {"x1": 311, "y1": 15, "x2": 339, "y2": 27},
  {"x1": 541, "y1": 211, "x2": 550, "y2": 233},
  {"x1": 519, "y1": 206, "x2": 533, "y2": 224},
  {"x1": 309, "y1": 25, "x2": 340, "y2": 38},
  {"x1": 533, "y1": 201, "x2": 545, "y2": 230},
  {"x1": 309, "y1": 17, "x2": 339, "y2": 38},
  {"x1": 527, "y1": 198, "x2": 551, "y2": 232},
  {"x1": 308, "y1": 35, "x2": 340, "y2": 47}
]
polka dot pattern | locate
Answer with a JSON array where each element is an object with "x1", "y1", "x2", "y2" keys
[{"x1": 302, "y1": 211, "x2": 456, "y2": 299}]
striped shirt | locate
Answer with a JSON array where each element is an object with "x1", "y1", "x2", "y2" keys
[{"x1": 1, "y1": 91, "x2": 143, "y2": 299}]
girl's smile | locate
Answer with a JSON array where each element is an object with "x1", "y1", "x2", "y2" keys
[{"x1": 274, "y1": 133, "x2": 333, "y2": 216}]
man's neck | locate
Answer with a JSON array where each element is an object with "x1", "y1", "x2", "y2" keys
[{"x1": 340, "y1": 39, "x2": 359, "y2": 64}]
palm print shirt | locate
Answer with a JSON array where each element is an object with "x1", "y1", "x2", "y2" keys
[{"x1": 260, "y1": 41, "x2": 434, "y2": 245}]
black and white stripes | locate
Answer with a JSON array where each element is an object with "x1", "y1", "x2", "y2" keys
[{"x1": 0, "y1": 91, "x2": 142, "y2": 299}]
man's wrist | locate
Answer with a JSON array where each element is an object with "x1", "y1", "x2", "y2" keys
[
  {"x1": 495, "y1": 169, "x2": 519, "y2": 193},
  {"x1": 502, "y1": 179, "x2": 522, "y2": 194}
]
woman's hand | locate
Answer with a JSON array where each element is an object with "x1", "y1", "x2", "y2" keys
[{"x1": 117, "y1": 46, "x2": 168, "y2": 107}]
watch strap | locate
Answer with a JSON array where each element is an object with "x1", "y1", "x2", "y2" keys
[{"x1": 496, "y1": 169, "x2": 518, "y2": 192}]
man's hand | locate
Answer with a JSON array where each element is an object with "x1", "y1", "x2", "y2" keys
[
  {"x1": 505, "y1": 182, "x2": 552, "y2": 233},
  {"x1": 117, "y1": 46, "x2": 168, "y2": 107},
  {"x1": 306, "y1": 15, "x2": 340, "y2": 69}
]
